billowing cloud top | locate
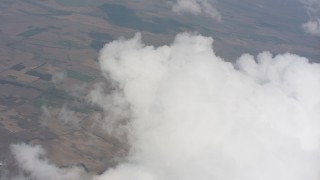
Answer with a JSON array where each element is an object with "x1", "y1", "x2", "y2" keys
[
  {"x1": 4, "y1": 33, "x2": 320, "y2": 180},
  {"x1": 95, "y1": 33, "x2": 320, "y2": 180},
  {"x1": 171, "y1": 0, "x2": 221, "y2": 20}
]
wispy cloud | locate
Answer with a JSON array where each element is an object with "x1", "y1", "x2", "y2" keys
[
  {"x1": 58, "y1": 106, "x2": 81, "y2": 128},
  {"x1": 52, "y1": 71, "x2": 67, "y2": 84},
  {"x1": 171, "y1": 0, "x2": 221, "y2": 20},
  {"x1": 5, "y1": 143, "x2": 89, "y2": 180},
  {"x1": 302, "y1": 18, "x2": 320, "y2": 36},
  {"x1": 300, "y1": 0, "x2": 320, "y2": 36}
]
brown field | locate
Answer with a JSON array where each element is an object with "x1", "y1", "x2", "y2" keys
[{"x1": 1, "y1": 70, "x2": 39, "y2": 83}]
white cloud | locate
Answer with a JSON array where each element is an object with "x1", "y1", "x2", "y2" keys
[
  {"x1": 40, "y1": 105, "x2": 80, "y2": 129},
  {"x1": 4, "y1": 33, "x2": 320, "y2": 180},
  {"x1": 301, "y1": 0, "x2": 320, "y2": 11},
  {"x1": 302, "y1": 18, "x2": 320, "y2": 36},
  {"x1": 300, "y1": 0, "x2": 320, "y2": 36},
  {"x1": 88, "y1": 82, "x2": 130, "y2": 139},
  {"x1": 58, "y1": 106, "x2": 81, "y2": 128},
  {"x1": 52, "y1": 71, "x2": 67, "y2": 84},
  {"x1": 171, "y1": 0, "x2": 221, "y2": 20},
  {"x1": 95, "y1": 33, "x2": 320, "y2": 180},
  {"x1": 6, "y1": 143, "x2": 90, "y2": 180}
]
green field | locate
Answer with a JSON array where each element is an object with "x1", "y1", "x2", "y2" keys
[
  {"x1": 33, "y1": 87, "x2": 70, "y2": 107},
  {"x1": 56, "y1": 40, "x2": 76, "y2": 48},
  {"x1": 71, "y1": 106, "x2": 91, "y2": 113},
  {"x1": 33, "y1": 93, "x2": 64, "y2": 108},
  {"x1": 89, "y1": 32, "x2": 113, "y2": 51},
  {"x1": 54, "y1": 0, "x2": 99, "y2": 7},
  {"x1": 7, "y1": 75, "x2": 17, "y2": 80},
  {"x1": 18, "y1": 27, "x2": 49, "y2": 38},
  {"x1": 66, "y1": 70, "x2": 96, "y2": 82}
]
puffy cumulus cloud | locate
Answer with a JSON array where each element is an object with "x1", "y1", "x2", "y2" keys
[
  {"x1": 93, "y1": 33, "x2": 320, "y2": 180},
  {"x1": 300, "y1": 0, "x2": 320, "y2": 36},
  {"x1": 3, "y1": 143, "x2": 90, "y2": 180},
  {"x1": 171, "y1": 0, "x2": 221, "y2": 20},
  {"x1": 5, "y1": 33, "x2": 320, "y2": 180}
]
